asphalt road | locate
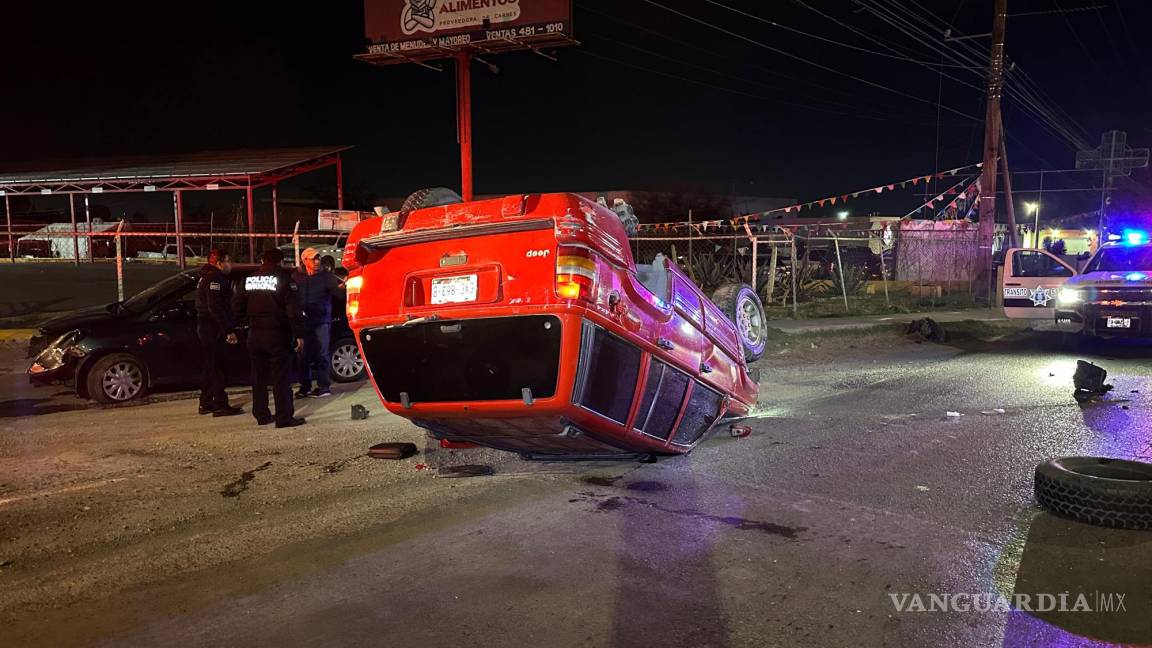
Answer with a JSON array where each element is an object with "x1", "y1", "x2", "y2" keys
[{"x1": 0, "y1": 328, "x2": 1150, "y2": 647}]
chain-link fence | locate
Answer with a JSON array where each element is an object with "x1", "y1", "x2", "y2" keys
[
  {"x1": 632, "y1": 222, "x2": 984, "y2": 317},
  {"x1": 0, "y1": 226, "x2": 344, "y2": 311},
  {"x1": 6, "y1": 218, "x2": 987, "y2": 319},
  {"x1": 1, "y1": 221, "x2": 341, "y2": 267}
]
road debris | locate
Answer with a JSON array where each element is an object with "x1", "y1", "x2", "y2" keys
[
  {"x1": 1072, "y1": 360, "x2": 1114, "y2": 403},
  {"x1": 435, "y1": 464, "x2": 495, "y2": 478},
  {"x1": 351, "y1": 404, "x2": 370, "y2": 420},
  {"x1": 220, "y1": 462, "x2": 273, "y2": 498},
  {"x1": 905, "y1": 318, "x2": 946, "y2": 343},
  {"x1": 980, "y1": 408, "x2": 1006, "y2": 415},
  {"x1": 323, "y1": 455, "x2": 363, "y2": 473},
  {"x1": 367, "y1": 442, "x2": 417, "y2": 460},
  {"x1": 945, "y1": 411, "x2": 963, "y2": 418}
]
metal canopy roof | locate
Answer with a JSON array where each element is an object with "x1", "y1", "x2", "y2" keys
[{"x1": 0, "y1": 145, "x2": 353, "y2": 195}]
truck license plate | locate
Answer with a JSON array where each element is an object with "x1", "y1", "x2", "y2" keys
[
  {"x1": 431, "y1": 274, "x2": 478, "y2": 304},
  {"x1": 1106, "y1": 317, "x2": 1131, "y2": 329}
]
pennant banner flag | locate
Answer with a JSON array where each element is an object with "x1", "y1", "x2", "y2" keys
[{"x1": 635, "y1": 161, "x2": 985, "y2": 232}]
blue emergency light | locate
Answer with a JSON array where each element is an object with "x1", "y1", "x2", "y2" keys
[{"x1": 1123, "y1": 229, "x2": 1148, "y2": 246}]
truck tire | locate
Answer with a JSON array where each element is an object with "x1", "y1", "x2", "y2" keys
[
  {"x1": 1034, "y1": 457, "x2": 1152, "y2": 530},
  {"x1": 712, "y1": 283, "x2": 767, "y2": 362},
  {"x1": 86, "y1": 353, "x2": 148, "y2": 404},
  {"x1": 329, "y1": 337, "x2": 365, "y2": 383},
  {"x1": 400, "y1": 187, "x2": 463, "y2": 215}
]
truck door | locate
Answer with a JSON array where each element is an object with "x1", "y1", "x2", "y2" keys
[{"x1": 1002, "y1": 248, "x2": 1076, "y2": 319}]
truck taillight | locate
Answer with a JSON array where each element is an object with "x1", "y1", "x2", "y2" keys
[
  {"x1": 346, "y1": 274, "x2": 364, "y2": 320},
  {"x1": 342, "y1": 241, "x2": 361, "y2": 272},
  {"x1": 556, "y1": 246, "x2": 596, "y2": 302}
]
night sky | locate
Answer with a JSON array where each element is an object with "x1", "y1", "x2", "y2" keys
[{"x1": 2, "y1": 0, "x2": 1149, "y2": 220}]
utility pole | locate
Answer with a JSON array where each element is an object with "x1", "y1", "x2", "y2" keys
[
  {"x1": 976, "y1": 0, "x2": 1008, "y2": 300},
  {"x1": 1076, "y1": 130, "x2": 1150, "y2": 236}
]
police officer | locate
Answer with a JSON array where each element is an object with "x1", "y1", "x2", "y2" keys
[
  {"x1": 195, "y1": 249, "x2": 243, "y2": 417},
  {"x1": 233, "y1": 248, "x2": 306, "y2": 428}
]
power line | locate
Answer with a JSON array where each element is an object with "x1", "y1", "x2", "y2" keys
[
  {"x1": 578, "y1": 2, "x2": 974, "y2": 125},
  {"x1": 891, "y1": 0, "x2": 1091, "y2": 145},
  {"x1": 568, "y1": 47, "x2": 954, "y2": 127},
  {"x1": 1012, "y1": 6, "x2": 1106, "y2": 18},
  {"x1": 1008, "y1": 65, "x2": 1091, "y2": 141},
  {"x1": 863, "y1": 0, "x2": 1091, "y2": 151},
  {"x1": 791, "y1": 0, "x2": 984, "y2": 93},
  {"x1": 579, "y1": 32, "x2": 957, "y2": 122},
  {"x1": 577, "y1": 3, "x2": 863, "y2": 102},
  {"x1": 1053, "y1": 0, "x2": 1101, "y2": 70},
  {"x1": 638, "y1": 0, "x2": 981, "y2": 123},
  {"x1": 703, "y1": 0, "x2": 982, "y2": 69},
  {"x1": 1091, "y1": 4, "x2": 1126, "y2": 71}
]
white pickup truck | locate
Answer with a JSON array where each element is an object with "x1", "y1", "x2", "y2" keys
[
  {"x1": 1002, "y1": 230, "x2": 1152, "y2": 339},
  {"x1": 137, "y1": 244, "x2": 203, "y2": 263}
]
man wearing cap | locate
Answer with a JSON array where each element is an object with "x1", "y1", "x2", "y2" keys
[
  {"x1": 233, "y1": 248, "x2": 306, "y2": 428},
  {"x1": 194, "y1": 248, "x2": 243, "y2": 417},
  {"x1": 292, "y1": 247, "x2": 344, "y2": 398}
]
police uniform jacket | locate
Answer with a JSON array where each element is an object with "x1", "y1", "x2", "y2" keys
[
  {"x1": 195, "y1": 264, "x2": 236, "y2": 331},
  {"x1": 233, "y1": 263, "x2": 305, "y2": 338}
]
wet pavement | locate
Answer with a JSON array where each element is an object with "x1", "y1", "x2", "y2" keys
[{"x1": 0, "y1": 329, "x2": 1150, "y2": 647}]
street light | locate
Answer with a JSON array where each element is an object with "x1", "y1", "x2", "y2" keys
[
  {"x1": 1025, "y1": 201, "x2": 1041, "y2": 246},
  {"x1": 837, "y1": 211, "x2": 849, "y2": 220}
]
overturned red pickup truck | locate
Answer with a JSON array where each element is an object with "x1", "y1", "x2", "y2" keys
[{"x1": 342, "y1": 189, "x2": 763, "y2": 459}]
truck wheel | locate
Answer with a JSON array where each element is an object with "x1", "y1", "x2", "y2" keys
[
  {"x1": 400, "y1": 187, "x2": 463, "y2": 215},
  {"x1": 712, "y1": 283, "x2": 767, "y2": 362},
  {"x1": 86, "y1": 353, "x2": 148, "y2": 404},
  {"x1": 330, "y1": 338, "x2": 365, "y2": 383},
  {"x1": 1034, "y1": 457, "x2": 1152, "y2": 530}
]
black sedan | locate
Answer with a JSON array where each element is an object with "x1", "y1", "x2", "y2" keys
[{"x1": 27, "y1": 266, "x2": 365, "y2": 404}]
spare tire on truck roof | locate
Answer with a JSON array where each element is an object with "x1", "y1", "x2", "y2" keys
[
  {"x1": 711, "y1": 282, "x2": 768, "y2": 363},
  {"x1": 400, "y1": 187, "x2": 463, "y2": 215}
]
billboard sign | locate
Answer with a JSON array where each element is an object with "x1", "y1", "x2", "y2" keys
[{"x1": 362, "y1": 0, "x2": 574, "y2": 62}]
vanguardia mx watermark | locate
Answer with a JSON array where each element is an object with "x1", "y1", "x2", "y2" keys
[{"x1": 889, "y1": 591, "x2": 1128, "y2": 613}]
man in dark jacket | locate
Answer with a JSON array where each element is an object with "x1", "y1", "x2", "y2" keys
[
  {"x1": 233, "y1": 248, "x2": 306, "y2": 428},
  {"x1": 292, "y1": 247, "x2": 344, "y2": 398},
  {"x1": 195, "y1": 249, "x2": 243, "y2": 416}
]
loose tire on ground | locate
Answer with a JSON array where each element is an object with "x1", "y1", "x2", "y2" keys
[
  {"x1": 85, "y1": 353, "x2": 148, "y2": 404},
  {"x1": 1034, "y1": 457, "x2": 1152, "y2": 530},
  {"x1": 399, "y1": 187, "x2": 463, "y2": 215},
  {"x1": 711, "y1": 282, "x2": 767, "y2": 362}
]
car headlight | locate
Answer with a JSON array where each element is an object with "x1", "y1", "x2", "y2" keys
[
  {"x1": 1057, "y1": 289, "x2": 1082, "y2": 305},
  {"x1": 30, "y1": 329, "x2": 85, "y2": 373}
]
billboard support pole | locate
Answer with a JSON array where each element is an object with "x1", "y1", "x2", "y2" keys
[{"x1": 456, "y1": 51, "x2": 474, "y2": 202}]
